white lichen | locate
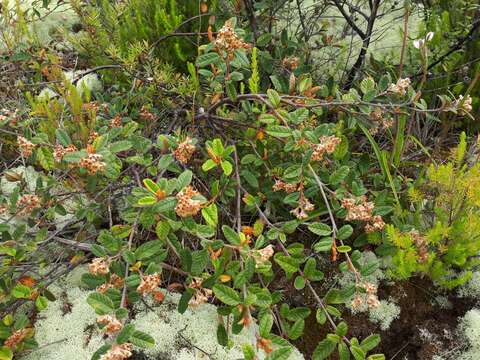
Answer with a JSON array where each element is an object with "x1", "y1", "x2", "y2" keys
[
  {"x1": 20, "y1": 270, "x2": 304, "y2": 360},
  {"x1": 458, "y1": 309, "x2": 480, "y2": 360},
  {"x1": 458, "y1": 272, "x2": 480, "y2": 300}
]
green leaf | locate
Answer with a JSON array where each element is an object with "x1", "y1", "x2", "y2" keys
[
  {"x1": 176, "y1": 170, "x2": 193, "y2": 190},
  {"x1": 11, "y1": 284, "x2": 32, "y2": 299},
  {"x1": 222, "y1": 225, "x2": 240, "y2": 245},
  {"x1": 266, "y1": 125, "x2": 292, "y2": 138},
  {"x1": 312, "y1": 338, "x2": 336, "y2": 360},
  {"x1": 367, "y1": 354, "x2": 385, "y2": 360},
  {"x1": 135, "y1": 240, "x2": 164, "y2": 260},
  {"x1": 314, "y1": 237, "x2": 333, "y2": 252},
  {"x1": 35, "y1": 296, "x2": 48, "y2": 311},
  {"x1": 0, "y1": 347, "x2": 13, "y2": 360},
  {"x1": 336, "y1": 321, "x2": 348, "y2": 337},
  {"x1": 212, "y1": 284, "x2": 241, "y2": 306},
  {"x1": 329, "y1": 166, "x2": 350, "y2": 185},
  {"x1": 267, "y1": 89, "x2": 281, "y2": 107},
  {"x1": 155, "y1": 220, "x2": 170, "y2": 240},
  {"x1": 294, "y1": 276, "x2": 306, "y2": 290},
  {"x1": 337, "y1": 225, "x2": 353, "y2": 240},
  {"x1": 288, "y1": 319, "x2": 304, "y2": 340},
  {"x1": 339, "y1": 342, "x2": 350, "y2": 360},
  {"x1": 360, "y1": 334, "x2": 381, "y2": 352},
  {"x1": 152, "y1": 197, "x2": 176, "y2": 213},
  {"x1": 217, "y1": 323, "x2": 228, "y2": 346},
  {"x1": 274, "y1": 254, "x2": 300, "y2": 275},
  {"x1": 350, "y1": 345, "x2": 366, "y2": 360},
  {"x1": 178, "y1": 288, "x2": 194, "y2": 314},
  {"x1": 110, "y1": 140, "x2": 132, "y2": 153},
  {"x1": 241, "y1": 170, "x2": 259, "y2": 188},
  {"x1": 259, "y1": 313, "x2": 273, "y2": 338},
  {"x1": 116, "y1": 324, "x2": 135, "y2": 344},
  {"x1": 220, "y1": 160, "x2": 233, "y2": 176},
  {"x1": 201, "y1": 203, "x2": 218, "y2": 226},
  {"x1": 196, "y1": 52, "x2": 221, "y2": 67},
  {"x1": 37, "y1": 147, "x2": 54, "y2": 170},
  {"x1": 308, "y1": 223, "x2": 332, "y2": 236},
  {"x1": 130, "y1": 330, "x2": 155, "y2": 348},
  {"x1": 316, "y1": 309, "x2": 326, "y2": 325},
  {"x1": 337, "y1": 245, "x2": 352, "y2": 253},
  {"x1": 143, "y1": 179, "x2": 160, "y2": 194},
  {"x1": 202, "y1": 159, "x2": 217, "y2": 171},
  {"x1": 137, "y1": 196, "x2": 157, "y2": 206},
  {"x1": 55, "y1": 129, "x2": 71, "y2": 146},
  {"x1": 86, "y1": 292, "x2": 115, "y2": 314},
  {"x1": 269, "y1": 347, "x2": 292, "y2": 360}
]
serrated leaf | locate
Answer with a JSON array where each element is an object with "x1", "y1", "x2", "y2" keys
[
  {"x1": 312, "y1": 338, "x2": 336, "y2": 360},
  {"x1": 87, "y1": 292, "x2": 114, "y2": 314},
  {"x1": 110, "y1": 140, "x2": 132, "y2": 153},
  {"x1": 308, "y1": 223, "x2": 332, "y2": 236},
  {"x1": 222, "y1": 225, "x2": 240, "y2": 245},
  {"x1": 37, "y1": 147, "x2": 55, "y2": 170},
  {"x1": 266, "y1": 125, "x2": 291, "y2": 138},
  {"x1": 259, "y1": 313, "x2": 273, "y2": 338},
  {"x1": 135, "y1": 240, "x2": 164, "y2": 260},
  {"x1": 196, "y1": 52, "x2": 221, "y2": 67},
  {"x1": 360, "y1": 334, "x2": 381, "y2": 352},
  {"x1": 176, "y1": 170, "x2": 193, "y2": 190},
  {"x1": 213, "y1": 284, "x2": 241, "y2": 306},
  {"x1": 130, "y1": 330, "x2": 155, "y2": 348},
  {"x1": 351, "y1": 345, "x2": 366, "y2": 360},
  {"x1": 55, "y1": 129, "x2": 71, "y2": 146},
  {"x1": 337, "y1": 225, "x2": 353, "y2": 240},
  {"x1": 201, "y1": 203, "x2": 218, "y2": 226}
]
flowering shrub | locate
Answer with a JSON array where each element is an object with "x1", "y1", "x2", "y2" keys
[{"x1": 0, "y1": 3, "x2": 478, "y2": 359}]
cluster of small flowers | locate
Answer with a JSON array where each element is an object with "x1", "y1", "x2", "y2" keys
[
  {"x1": 17, "y1": 136, "x2": 36, "y2": 157},
  {"x1": 272, "y1": 179, "x2": 298, "y2": 193},
  {"x1": 100, "y1": 343, "x2": 133, "y2": 360},
  {"x1": 109, "y1": 115, "x2": 122, "y2": 128},
  {"x1": 97, "y1": 315, "x2": 123, "y2": 334},
  {"x1": 282, "y1": 56, "x2": 300, "y2": 71},
  {"x1": 351, "y1": 282, "x2": 380, "y2": 309},
  {"x1": 83, "y1": 102, "x2": 100, "y2": 113},
  {"x1": 0, "y1": 108, "x2": 19, "y2": 124},
  {"x1": 369, "y1": 107, "x2": 393, "y2": 134},
  {"x1": 97, "y1": 274, "x2": 124, "y2": 293},
  {"x1": 388, "y1": 78, "x2": 411, "y2": 95},
  {"x1": 137, "y1": 273, "x2": 162, "y2": 295},
  {"x1": 257, "y1": 337, "x2": 273, "y2": 354},
  {"x1": 252, "y1": 244, "x2": 275, "y2": 266},
  {"x1": 453, "y1": 94, "x2": 473, "y2": 115},
  {"x1": 173, "y1": 137, "x2": 196, "y2": 164},
  {"x1": 88, "y1": 131, "x2": 99, "y2": 144},
  {"x1": 410, "y1": 230, "x2": 429, "y2": 263},
  {"x1": 54, "y1": 144, "x2": 77, "y2": 162},
  {"x1": 89, "y1": 257, "x2": 111, "y2": 275},
  {"x1": 311, "y1": 135, "x2": 342, "y2": 161},
  {"x1": 0, "y1": 203, "x2": 8, "y2": 215},
  {"x1": 4, "y1": 328, "x2": 30, "y2": 349},
  {"x1": 291, "y1": 193, "x2": 314, "y2": 220},
  {"x1": 139, "y1": 106, "x2": 156, "y2": 121},
  {"x1": 175, "y1": 186, "x2": 203, "y2": 218},
  {"x1": 188, "y1": 277, "x2": 213, "y2": 307},
  {"x1": 341, "y1": 196, "x2": 385, "y2": 233},
  {"x1": 79, "y1": 152, "x2": 106, "y2": 175},
  {"x1": 16, "y1": 194, "x2": 40, "y2": 216},
  {"x1": 214, "y1": 20, "x2": 251, "y2": 54}
]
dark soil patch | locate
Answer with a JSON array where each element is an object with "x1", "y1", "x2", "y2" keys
[{"x1": 294, "y1": 277, "x2": 475, "y2": 359}]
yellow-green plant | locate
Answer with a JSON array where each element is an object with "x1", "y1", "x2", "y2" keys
[{"x1": 387, "y1": 133, "x2": 480, "y2": 288}]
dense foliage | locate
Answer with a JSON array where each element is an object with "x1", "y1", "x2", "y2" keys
[{"x1": 0, "y1": 1, "x2": 479, "y2": 360}]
